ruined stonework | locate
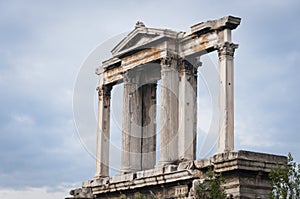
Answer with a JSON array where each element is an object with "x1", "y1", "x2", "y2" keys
[
  {"x1": 67, "y1": 16, "x2": 287, "y2": 199},
  {"x1": 67, "y1": 151, "x2": 286, "y2": 199}
]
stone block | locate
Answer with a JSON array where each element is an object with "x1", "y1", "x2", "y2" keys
[
  {"x1": 110, "y1": 173, "x2": 134, "y2": 183},
  {"x1": 136, "y1": 170, "x2": 145, "y2": 179},
  {"x1": 177, "y1": 160, "x2": 194, "y2": 170},
  {"x1": 149, "y1": 166, "x2": 165, "y2": 176},
  {"x1": 82, "y1": 180, "x2": 92, "y2": 188},
  {"x1": 194, "y1": 158, "x2": 211, "y2": 169},
  {"x1": 164, "y1": 164, "x2": 178, "y2": 173},
  {"x1": 90, "y1": 177, "x2": 109, "y2": 187}
]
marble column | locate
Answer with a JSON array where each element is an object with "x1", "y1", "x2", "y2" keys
[
  {"x1": 129, "y1": 77, "x2": 142, "y2": 171},
  {"x1": 217, "y1": 42, "x2": 238, "y2": 153},
  {"x1": 178, "y1": 60, "x2": 197, "y2": 161},
  {"x1": 158, "y1": 57, "x2": 179, "y2": 165},
  {"x1": 95, "y1": 85, "x2": 112, "y2": 178},
  {"x1": 121, "y1": 73, "x2": 133, "y2": 173},
  {"x1": 121, "y1": 70, "x2": 158, "y2": 172},
  {"x1": 130, "y1": 82, "x2": 157, "y2": 171},
  {"x1": 141, "y1": 84, "x2": 157, "y2": 170}
]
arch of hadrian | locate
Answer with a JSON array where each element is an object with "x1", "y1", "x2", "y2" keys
[{"x1": 67, "y1": 16, "x2": 287, "y2": 199}]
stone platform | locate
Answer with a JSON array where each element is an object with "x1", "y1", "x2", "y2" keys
[{"x1": 66, "y1": 150, "x2": 287, "y2": 199}]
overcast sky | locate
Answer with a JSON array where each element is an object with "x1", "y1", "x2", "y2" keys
[{"x1": 0, "y1": 0, "x2": 300, "y2": 198}]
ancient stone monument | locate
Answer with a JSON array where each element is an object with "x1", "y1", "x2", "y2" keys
[{"x1": 67, "y1": 16, "x2": 287, "y2": 199}]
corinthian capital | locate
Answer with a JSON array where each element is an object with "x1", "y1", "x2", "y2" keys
[
  {"x1": 217, "y1": 42, "x2": 239, "y2": 58},
  {"x1": 161, "y1": 56, "x2": 173, "y2": 66},
  {"x1": 160, "y1": 55, "x2": 179, "y2": 71},
  {"x1": 98, "y1": 85, "x2": 112, "y2": 100}
]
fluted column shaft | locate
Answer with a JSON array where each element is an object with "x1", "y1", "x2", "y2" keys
[
  {"x1": 158, "y1": 57, "x2": 179, "y2": 165},
  {"x1": 141, "y1": 84, "x2": 157, "y2": 170},
  {"x1": 129, "y1": 76, "x2": 142, "y2": 171},
  {"x1": 217, "y1": 42, "x2": 238, "y2": 153},
  {"x1": 178, "y1": 60, "x2": 197, "y2": 161},
  {"x1": 121, "y1": 73, "x2": 133, "y2": 173},
  {"x1": 95, "y1": 85, "x2": 112, "y2": 178},
  {"x1": 121, "y1": 71, "x2": 157, "y2": 172}
]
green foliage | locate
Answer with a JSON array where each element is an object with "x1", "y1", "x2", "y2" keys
[
  {"x1": 269, "y1": 153, "x2": 300, "y2": 199},
  {"x1": 197, "y1": 168, "x2": 228, "y2": 199},
  {"x1": 134, "y1": 194, "x2": 147, "y2": 199},
  {"x1": 134, "y1": 192, "x2": 157, "y2": 199}
]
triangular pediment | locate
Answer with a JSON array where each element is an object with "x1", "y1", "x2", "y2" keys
[
  {"x1": 120, "y1": 33, "x2": 158, "y2": 52},
  {"x1": 111, "y1": 25, "x2": 178, "y2": 57}
]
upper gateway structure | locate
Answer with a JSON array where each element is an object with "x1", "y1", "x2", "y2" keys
[
  {"x1": 67, "y1": 16, "x2": 287, "y2": 199},
  {"x1": 95, "y1": 16, "x2": 240, "y2": 178}
]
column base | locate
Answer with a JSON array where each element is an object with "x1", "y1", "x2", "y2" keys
[
  {"x1": 119, "y1": 167, "x2": 134, "y2": 174},
  {"x1": 155, "y1": 161, "x2": 178, "y2": 173},
  {"x1": 93, "y1": 174, "x2": 109, "y2": 180}
]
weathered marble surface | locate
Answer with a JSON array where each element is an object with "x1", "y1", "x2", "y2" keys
[
  {"x1": 67, "y1": 151, "x2": 287, "y2": 199},
  {"x1": 95, "y1": 16, "x2": 241, "y2": 178}
]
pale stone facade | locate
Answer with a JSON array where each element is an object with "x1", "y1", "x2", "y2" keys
[
  {"x1": 94, "y1": 15, "x2": 241, "y2": 176},
  {"x1": 67, "y1": 16, "x2": 287, "y2": 199}
]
